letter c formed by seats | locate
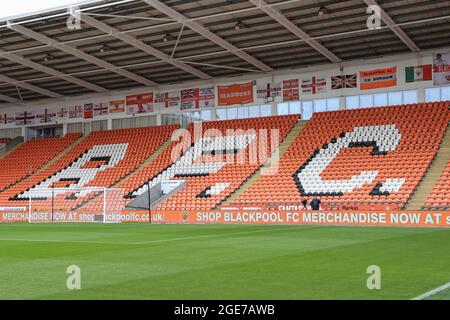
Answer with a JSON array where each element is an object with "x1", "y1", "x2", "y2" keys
[{"x1": 293, "y1": 125, "x2": 405, "y2": 197}]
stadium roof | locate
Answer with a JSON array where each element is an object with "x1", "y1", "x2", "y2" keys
[{"x1": 0, "y1": 0, "x2": 449, "y2": 105}]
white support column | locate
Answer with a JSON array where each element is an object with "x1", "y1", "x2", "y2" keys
[
  {"x1": 271, "y1": 101, "x2": 277, "y2": 116},
  {"x1": 339, "y1": 96, "x2": 346, "y2": 110},
  {"x1": 21, "y1": 127, "x2": 26, "y2": 140},
  {"x1": 107, "y1": 118, "x2": 113, "y2": 130},
  {"x1": 156, "y1": 113, "x2": 162, "y2": 126},
  {"x1": 418, "y1": 87, "x2": 425, "y2": 103}
]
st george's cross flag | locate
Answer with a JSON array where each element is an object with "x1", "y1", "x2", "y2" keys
[
  {"x1": 94, "y1": 102, "x2": 109, "y2": 116},
  {"x1": 56, "y1": 107, "x2": 68, "y2": 119},
  {"x1": 0, "y1": 113, "x2": 14, "y2": 125},
  {"x1": 433, "y1": 52, "x2": 450, "y2": 85},
  {"x1": 154, "y1": 91, "x2": 180, "y2": 109},
  {"x1": 256, "y1": 82, "x2": 282, "y2": 99},
  {"x1": 15, "y1": 111, "x2": 36, "y2": 125},
  {"x1": 36, "y1": 108, "x2": 56, "y2": 124}
]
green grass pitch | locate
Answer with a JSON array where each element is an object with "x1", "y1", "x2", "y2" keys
[
  {"x1": 0, "y1": 223, "x2": 449, "y2": 300},
  {"x1": 425, "y1": 288, "x2": 450, "y2": 300}
]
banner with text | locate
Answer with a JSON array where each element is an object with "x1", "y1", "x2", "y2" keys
[
  {"x1": 360, "y1": 66, "x2": 397, "y2": 90},
  {"x1": 118, "y1": 210, "x2": 450, "y2": 227},
  {"x1": 1, "y1": 209, "x2": 449, "y2": 227},
  {"x1": 218, "y1": 82, "x2": 254, "y2": 106}
]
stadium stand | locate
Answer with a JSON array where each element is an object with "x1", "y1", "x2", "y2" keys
[
  {"x1": 122, "y1": 115, "x2": 299, "y2": 210},
  {"x1": 0, "y1": 134, "x2": 81, "y2": 193},
  {"x1": 0, "y1": 125, "x2": 178, "y2": 210},
  {"x1": 42, "y1": 115, "x2": 298, "y2": 213},
  {"x1": 0, "y1": 104, "x2": 449, "y2": 213},
  {"x1": 424, "y1": 160, "x2": 450, "y2": 210},
  {"x1": 233, "y1": 102, "x2": 450, "y2": 210},
  {"x1": 0, "y1": 138, "x2": 10, "y2": 144}
]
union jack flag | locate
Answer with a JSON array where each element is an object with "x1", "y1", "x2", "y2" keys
[
  {"x1": 181, "y1": 88, "x2": 199, "y2": 110},
  {"x1": 181, "y1": 88, "x2": 198, "y2": 100},
  {"x1": 331, "y1": 74, "x2": 357, "y2": 90}
]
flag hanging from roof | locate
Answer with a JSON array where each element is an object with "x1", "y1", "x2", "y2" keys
[
  {"x1": 199, "y1": 87, "x2": 215, "y2": 108},
  {"x1": 301, "y1": 76, "x2": 327, "y2": 95},
  {"x1": 56, "y1": 107, "x2": 67, "y2": 119},
  {"x1": 109, "y1": 100, "x2": 125, "y2": 113},
  {"x1": 433, "y1": 52, "x2": 450, "y2": 85},
  {"x1": 94, "y1": 102, "x2": 109, "y2": 116},
  {"x1": 36, "y1": 108, "x2": 56, "y2": 124},
  {"x1": 405, "y1": 65, "x2": 432, "y2": 83},
  {"x1": 0, "y1": 113, "x2": 14, "y2": 125},
  {"x1": 283, "y1": 79, "x2": 299, "y2": 101},
  {"x1": 69, "y1": 105, "x2": 83, "y2": 119},
  {"x1": 180, "y1": 87, "x2": 215, "y2": 110},
  {"x1": 218, "y1": 82, "x2": 254, "y2": 106},
  {"x1": 154, "y1": 93, "x2": 166, "y2": 110},
  {"x1": 126, "y1": 93, "x2": 154, "y2": 114},
  {"x1": 181, "y1": 88, "x2": 199, "y2": 110},
  {"x1": 360, "y1": 66, "x2": 397, "y2": 90},
  {"x1": 84, "y1": 103, "x2": 94, "y2": 119},
  {"x1": 256, "y1": 82, "x2": 282, "y2": 100},
  {"x1": 331, "y1": 74, "x2": 357, "y2": 89},
  {"x1": 154, "y1": 91, "x2": 180, "y2": 109}
]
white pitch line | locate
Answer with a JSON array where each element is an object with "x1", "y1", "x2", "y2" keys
[
  {"x1": 411, "y1": 282, "x2": 450, "y2": 300},
  {"x1": 0, "y1": 238, "x2": 136, "y2": 245},
  {"x1": 0, "y1": 226, "x2": 311, "y2": 246},
  {"x1": 135, "y1": 226, "x2": 311, "y2": 245}
]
